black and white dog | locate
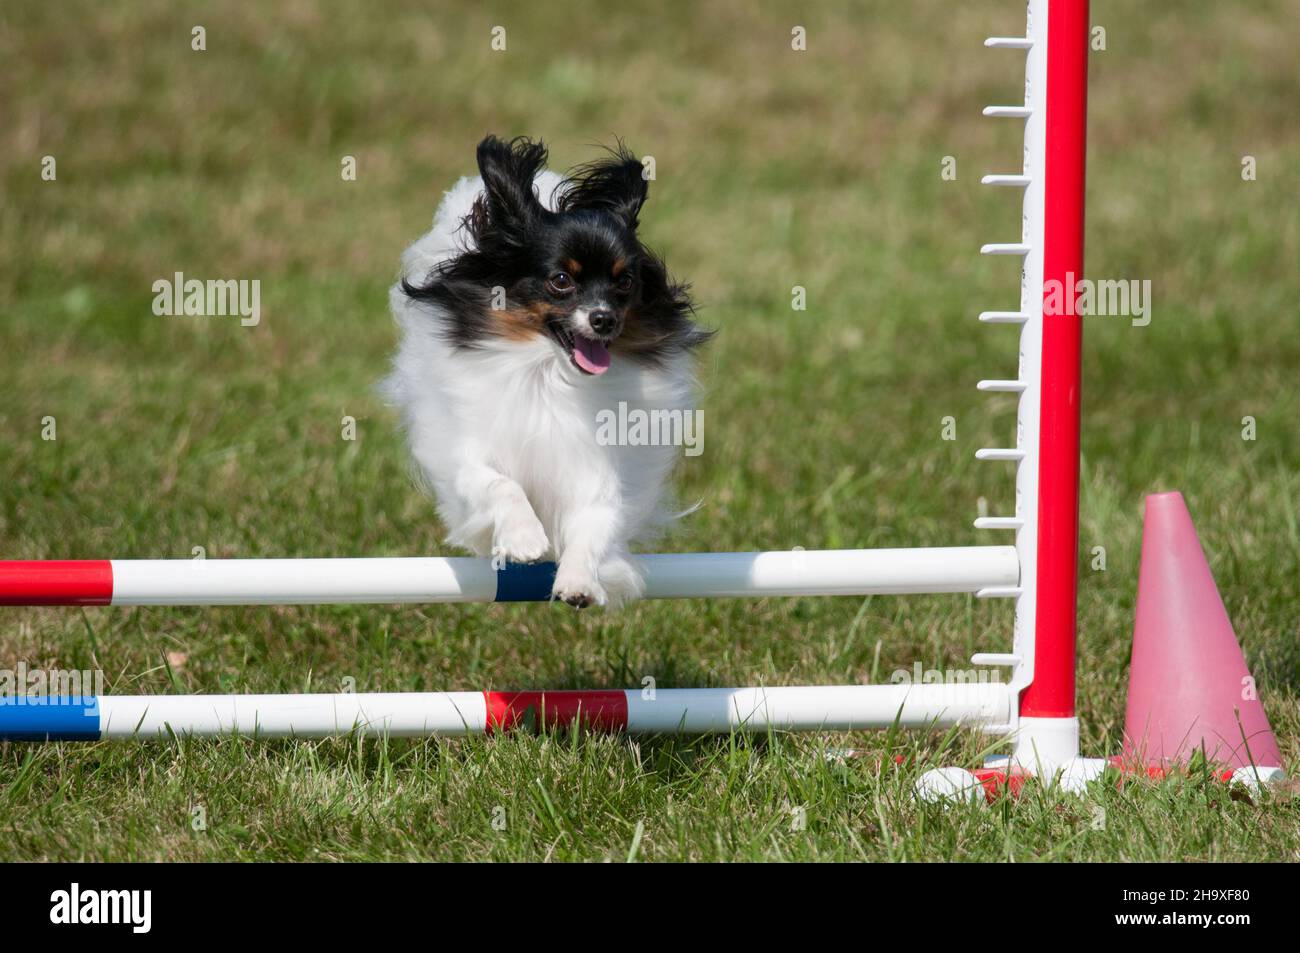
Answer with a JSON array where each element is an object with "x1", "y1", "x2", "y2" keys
[{"x1": 385, "y1": 136, "x2": 711, "y2": 608}]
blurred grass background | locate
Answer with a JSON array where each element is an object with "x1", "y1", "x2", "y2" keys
[{"x1": 1, "y1": 0, "x2": 1297, "y2": 860}]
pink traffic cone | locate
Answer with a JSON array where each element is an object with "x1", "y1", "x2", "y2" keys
[{"x1": 1122, "y1": 492, "x2": 1283, "y2": 773}]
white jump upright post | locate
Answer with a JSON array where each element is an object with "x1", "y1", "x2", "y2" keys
[
  {"x1": 984, "y1": 0, "x2": 1090, "y2": 776},
  {"x1": 0, "y1": 0, "x2": 1093, "y2": 791}
]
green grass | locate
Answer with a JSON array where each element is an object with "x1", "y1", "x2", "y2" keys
[{"x1": 1, "y1": 0, "x2": 1298, "y2": 861}]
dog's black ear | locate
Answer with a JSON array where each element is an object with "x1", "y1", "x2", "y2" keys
[
  {"x1": 476, "y1": 135, "x2": 548, "y2": 231},
  {"x1": 557, "y1": 141, "x2": 648, "y2": 229}
]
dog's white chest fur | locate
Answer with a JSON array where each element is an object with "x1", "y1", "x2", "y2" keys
[{"x1": 383, "y1": 172, "x2": 697, "y2": 607}]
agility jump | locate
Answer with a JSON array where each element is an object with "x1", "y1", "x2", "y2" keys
[{"x1": 8, "y1": 2, "x2": 1206, "y2": 795}]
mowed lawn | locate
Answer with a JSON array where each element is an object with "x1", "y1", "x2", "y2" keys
[{"x1": 1, "y1": 0, "x2": 1297, "y2": 861}]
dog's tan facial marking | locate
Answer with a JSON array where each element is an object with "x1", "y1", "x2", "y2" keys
[
  {"x1": 563, "y1": 258, "x2": 583, "y2": 276},
  {"x1": 611, "y1": 257, "x2": 627, "y2": 277},
  {"x1": 494, "y1": 301, "x2": 556, "y2": 341}
]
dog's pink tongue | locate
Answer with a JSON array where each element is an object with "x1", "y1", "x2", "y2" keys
[{"x1": 573, "y1": 336, "x2": 611, "y2": 375}]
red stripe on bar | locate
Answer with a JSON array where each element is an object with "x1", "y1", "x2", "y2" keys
[
  {"x1": 972, "y1": 768, "x2": 1030, "y2": 803},
  {"x1": 483, "y1": 690, "x2": 628, "y2": 733},
  {"x1": 1023, "y1": 0, "x2": 1089, "y2": 720},
  {"x1": 1107, "y1": 756, "x2": 1234, "y2": 784},
  {"x1": 974, "y1": 761, "x2": 1239, "y2": 801},
  {"x1": 0, "y1": 560, "x2": 114, "y2": 606}
]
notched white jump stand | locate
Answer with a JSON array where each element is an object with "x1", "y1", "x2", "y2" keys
[{"x1": 920, "y1": 0, "x2": 1103, "y2": 802}]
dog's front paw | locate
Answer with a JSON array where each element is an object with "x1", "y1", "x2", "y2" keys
[
  {"x1": 597, "y1": 555, "x2": 645, "y2": 609},
  {"x1": 492, "y1": 507, "x2": 550, "y2": 565},
  {"x1": 551, "y1": 566, "x2": 607, "y2": 610}
]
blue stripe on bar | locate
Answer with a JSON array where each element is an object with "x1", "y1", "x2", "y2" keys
[
  {"x1": 0, "y1": 695, "x2": 101, "y2": 741},
  {"x1": 494, "y1": 562, "x2": 558, "y2": 602}
]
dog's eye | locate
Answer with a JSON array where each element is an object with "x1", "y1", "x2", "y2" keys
[
  {"x1": 614, "y1": 273, "x2": 634, "y2": 294},
  {"x1": 546, "y1": 272, "x2": 575, "y2": 294}
]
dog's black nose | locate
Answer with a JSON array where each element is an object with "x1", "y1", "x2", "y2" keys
[{"x1": 588, "y1": 310, "x2": 617, "y2": 337}]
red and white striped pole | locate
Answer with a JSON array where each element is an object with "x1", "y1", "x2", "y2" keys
[
  {"x1": 973, "y1": 0, "x2": 1090, "y2": 776},
  {"x1": 0, "y1": 548, "x2": 1020, "y2": 606},
  {"x1": 0, "y1": 685, "x2": 1016, "y2": 742},
  {"x1": 1017, "y1": 0, "x2": 1089, "y2": 769}
]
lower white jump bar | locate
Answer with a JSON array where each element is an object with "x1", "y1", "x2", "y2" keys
[
  {"x1": 1, "y1": 546, "x2": 1019, "y2": 606},
  {"x1": 0, "y1": 684, "x2": 1015, "y2": 741}
]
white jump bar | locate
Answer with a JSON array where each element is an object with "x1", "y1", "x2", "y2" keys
[
  {"x1": 2, "y1": 547, "x2": 1020, "y2": 606},
  {"x1": 4, "y1": 683, "x2": 1015, "y2": 740}
]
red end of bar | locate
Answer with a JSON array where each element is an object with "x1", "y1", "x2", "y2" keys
[
  {"x1": 0, "y1": 560, "x2": 114, "y2": 606},
  {"x1": 1107, "y1": 756, "x2": 1234, "y2": 785},
  {"x1": 972, "y1": 762, "x2": 1237, "y2": 801},
  {"x1": 972, "y1": 768, "x2": 1030, "y2": 803},
  {"x1": 484, "y1": 690, "x2": 628, "y2": 734},
  {"x1": 1023, "y1": 0, "x2": 1090, "y2": 720}
]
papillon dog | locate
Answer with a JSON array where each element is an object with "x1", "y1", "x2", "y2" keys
[{"x1": 384, "y1": 136, "x2": 711, "y2": 608}]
